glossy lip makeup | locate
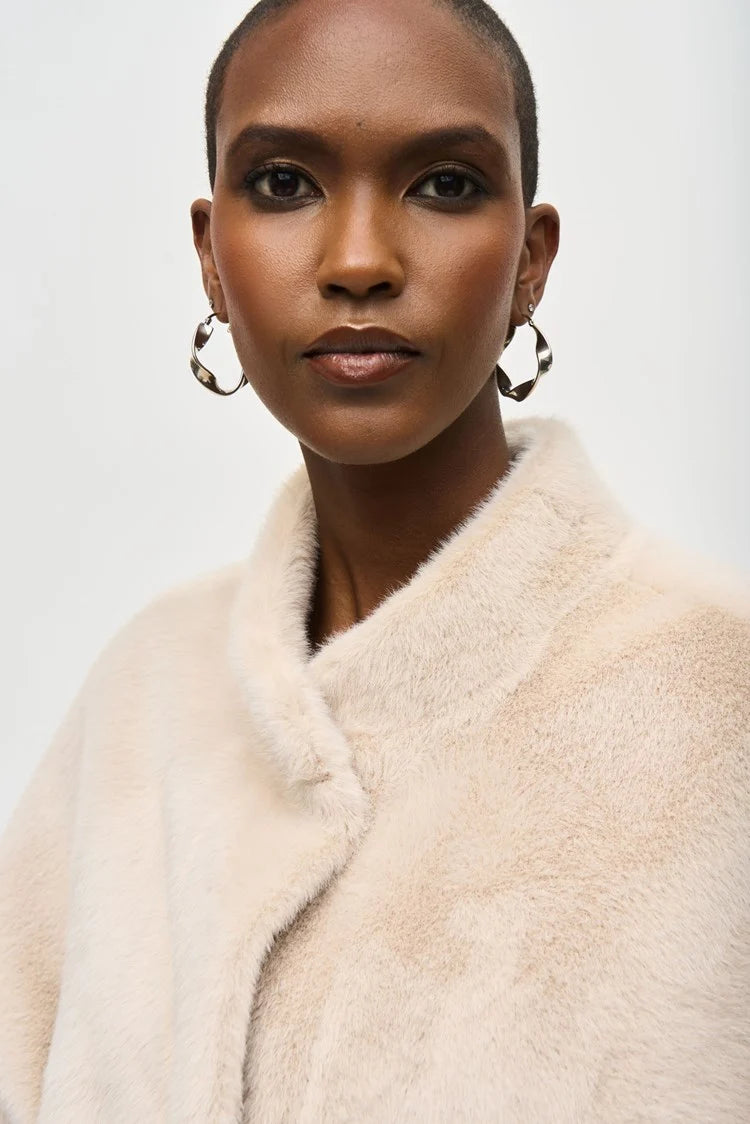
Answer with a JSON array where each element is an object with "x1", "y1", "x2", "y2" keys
[
  {"x1": 302, "y1": 325, "x2": 422, "y2": 386},
  {"x1": 304, "y1": 350, "x2": 419, "y2": 385}
]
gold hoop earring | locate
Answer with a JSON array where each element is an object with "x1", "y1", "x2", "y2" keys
[
  {"x1": 495, "y1": 302, "x2": 553, "y2": 402},
  {"x1": 190, "y1": 298, "x2": 249, "y2": 396}
]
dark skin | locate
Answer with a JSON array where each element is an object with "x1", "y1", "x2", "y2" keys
[{"x1": 191, "y1": 0, "x2": 560, "y2": 654}]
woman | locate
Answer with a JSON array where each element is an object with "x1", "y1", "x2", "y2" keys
[{"x1": 1, "y1": 0, "x2": 748, "y2": 1121}]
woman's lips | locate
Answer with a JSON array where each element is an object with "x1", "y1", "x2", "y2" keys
[{"x1": 305, "y1": 351, "x2": 419, "y2": 385}]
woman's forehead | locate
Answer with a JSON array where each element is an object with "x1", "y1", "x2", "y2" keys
[{"x1": 216, "y1": 0, "x2": 516, "y2": 154}]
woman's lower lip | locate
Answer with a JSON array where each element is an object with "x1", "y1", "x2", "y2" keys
[{"x1": 305, "y1": 351, "x2": 419, "y2": 385}]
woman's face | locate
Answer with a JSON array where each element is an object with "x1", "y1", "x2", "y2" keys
[{"x1": 191, "y1": 0, "x2": 559, "y2": 465}]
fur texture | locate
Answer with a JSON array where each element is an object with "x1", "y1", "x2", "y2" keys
[{"x1": 0, "y1": 414, "x2": 748, "y2": 1123}]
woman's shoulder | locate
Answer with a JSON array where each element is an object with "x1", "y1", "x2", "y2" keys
[
  {"x1": 622, "y1": 528, "x2": 750, "y2": 670},
  {"x1": 96, "y1": 557, "x2": 246, "y2": 656},
  {"x1": 573, "y1": 519, "x2": 749, "y2": 657},
  {"x1": 557, "y1": 529, "x2": 749, "y2": 826},
  {"x1": 624, "y1": 525, "x2": 750, "y2": 619},
  {"x1": 80, "y1": 557, "x2": 249, "y2": 699},
  {"x1": 586, "y1": 527, "x2": 750, "y2": 738}
]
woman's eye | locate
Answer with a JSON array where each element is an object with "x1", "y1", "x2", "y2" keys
[
  {"x1": 244, "y1": 165, "x2": 317, "y2": 202},
  {"x1": 411, "y1": 167, "x2": 485, "y2": 203}
]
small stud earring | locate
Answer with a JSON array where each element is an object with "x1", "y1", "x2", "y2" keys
[{"x1": 210, "y1": 297, "x2": 233, "y2": 333}]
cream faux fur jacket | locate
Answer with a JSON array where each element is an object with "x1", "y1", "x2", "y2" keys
[{"x1": 1, "y1": 414, "x2": 748, "y2": 1123}]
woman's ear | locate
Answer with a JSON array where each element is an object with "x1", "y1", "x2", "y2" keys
[
  {"x1": 190, "y1": 198, "x2": 228, "y2": 322},
  {"x1": 510, "y1": 203, "x2": 560, "y2": 326}
]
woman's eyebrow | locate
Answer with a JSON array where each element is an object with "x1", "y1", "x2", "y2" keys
[{"x1": 224, "y1": 122, "x2": 510, "y2": 172}]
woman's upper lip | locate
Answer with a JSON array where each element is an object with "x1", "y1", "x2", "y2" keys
[{"x1": 302, "y1": 325, "x2": 421, "y2": 356}]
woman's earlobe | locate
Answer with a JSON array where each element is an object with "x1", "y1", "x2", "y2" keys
[{"x1": 205, "y1": 288, "x2": 229, "y2": 325}]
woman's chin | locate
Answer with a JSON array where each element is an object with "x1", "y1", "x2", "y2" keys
[{"x1": 296, "y1": 418, "x2": 445, "y2": 466}]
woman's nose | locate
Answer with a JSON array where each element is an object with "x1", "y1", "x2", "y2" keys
[{"x1": 315, "y1": 190, "x2": 406, "y2": 300}]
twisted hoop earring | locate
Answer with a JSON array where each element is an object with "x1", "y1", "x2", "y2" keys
[
  {"x1": 190, "y1": 298, "x2": 249, "y2": 396},
  {"x1": 495, "y1": 301, "x2": 553, "y2": 402}
]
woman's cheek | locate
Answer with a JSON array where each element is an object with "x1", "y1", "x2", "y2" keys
[{"x1": 429, "y1": 239, "x2": 515, "y2": 356}]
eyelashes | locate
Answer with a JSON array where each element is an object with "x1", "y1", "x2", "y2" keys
[{"x1": 242, "y1": 162, "x2": 488, "y2": 208}]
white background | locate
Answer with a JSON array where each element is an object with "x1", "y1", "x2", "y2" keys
[{"x1": 1, "y1": 0, "x2": 748, "y2": 830}]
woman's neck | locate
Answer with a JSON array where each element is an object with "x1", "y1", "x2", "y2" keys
[{"x1": 300, "y1": 378, "x2": 513, "y2": 654}]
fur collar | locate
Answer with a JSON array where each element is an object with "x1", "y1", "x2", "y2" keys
[{"x1": 227, "y1": 413, "x2": 635, "y2": 837}]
